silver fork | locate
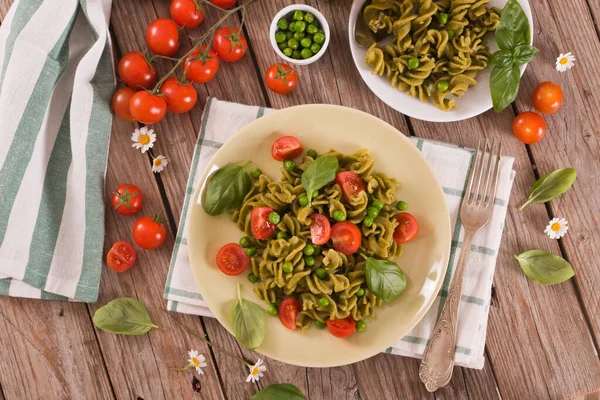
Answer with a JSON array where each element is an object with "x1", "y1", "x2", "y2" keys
[{"x1": 419, "y1": 139, "x2": 502, "y2": 392}]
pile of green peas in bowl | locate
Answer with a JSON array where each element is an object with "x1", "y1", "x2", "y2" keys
[{"x1": 274, "y1": 10, "x2": 326, "y2": 60}]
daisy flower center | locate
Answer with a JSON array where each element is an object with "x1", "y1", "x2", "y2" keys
[
  {"x1": 252, "y1": 366, "x2": 259, "y2": 376},
  {"x1": 560, "y1": 57, "x2": 569, "y2": 65},
  {"x1": 551, "y1": 222, "x2": 561, "y2": 231},
  {"x1": 192, "y1": 358, "x2": 200, "y2": 367},
  {"x1": 154, "y1": 158, "x2": 162, "y2": 167},
  {"x1": 139, "y1": 134, "x2": 151, "y2": 145}
]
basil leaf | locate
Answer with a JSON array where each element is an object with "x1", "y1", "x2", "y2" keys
[
  {"x1": 515, "y1": 250, "x2": 574, "y2": 285},
  {"x1": 364, "y1": 257, "x2": 407, "y2": 302},
  {"x1": 496, "y1": 0, "x2": 530, "y2": 50},
  {"x1": 519, "y1": 168, "x2": 577, "y2": 210},
  {"x1": 490, "y1": 64, "x2": 520, "y2": 112},
  {"x1": 512, "y1": 44, "x2": 539, "y2": 64},
  {"x1": 250, "y1": 384, "x2": 306, "y2": 400},
  {"x1": 203, "y1": 163, "x2": 251, "y2": 216},
  {"x1": 93, "y1": 297, "x2": 159, "y2": 335},
  {"x1": 301, "y1": 155, "x2": 339, "y2": 204},
  {"x1": 232, "y1": 284, "x2": 267, "y2": 350},
  {"x1": 490, "y1": 50, "x2": 513, "y2": 68}
]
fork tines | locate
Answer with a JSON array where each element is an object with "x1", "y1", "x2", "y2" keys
[{"x1": 464, "y1": 139, "x2": 502, "y2": 207}]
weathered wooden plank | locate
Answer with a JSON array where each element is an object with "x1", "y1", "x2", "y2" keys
[
  {"x1": 462, "y1": 352, "x2": 501, "y2": 400},
  {"x1": 0, "y1": 0, "x2": 10, "y2": 24}
]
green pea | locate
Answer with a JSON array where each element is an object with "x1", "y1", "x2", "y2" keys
[
  {"x1": 306, "y1": 24, "x2": 318, "y2": 35},
  {"x1": 315, "y1": 267, "x2": 327, "y2": 279},
  {"x1": 437, "y1": 80, "x2": 449, "y2": 93},
  {"x1": 277, "y1": 18, "x2": 289, "y2": 30},
  {"x1": 310, "y1": 43, "x2": 322, "y2": 54},
  {"x1": 298, "y1": 195, "x2": 309, "y2": 207},
  {"x1": 268, "y1": 212, "x2": 281, "y2": 224},
  {"x1": 303, "y1": 244, "x2": 315, "y2": 256},
  {"x1": 307, "y1": 149, "x2": 317, "y2": 158},
  {"x1": 315, "y1": 320, "x2": 326, "y2": 329},
  {"x1": 300, "y1": 37, "x2": 312, "y2": 48},
  {"x1": 396, "y1": 200, "x2": 408, "y2": 211},
  {"x1": 301, "y1": 48, "x2": 314, "y2": 59},
  {"x1": 283, "y1": 47, "x2": 293, "y2": 57},
  {"x1": 408, "y1": 57, "x2": 420, "y2": 70},
  {"x1": 292, "y1": 50, "x2": 301, "y2": 59},
  {"x1": 275, "y1": 31, "x2": 287, "y2": 44},
  {"x1": 356, "y1": 287, "x2": 365, "y2": 297},
  {"x1": 293, "y1": 31, "x2": 305, "y2": 41},
  {"x1": 318, "y1": 28, "x2": 324, "y2": 34},
  {"x1": 246, "y1": 247, "x2": 257, "y2": 256},
  {"x1": 304, "y1": 256, "x2": 315, "y2": 267},
  {"x1": 318, "y1": 297, "x2": 330, "y2": 307},
  {"x1": 278, "y1": 42, "x2": 288, "y2": 51},
  {"x1": 286, "y1": 30, "x2": 295, "y2": 40},
  {"x1": 313, "y1": 32, "x2": 325, "y2": 44},
  {"x1": 288, "y1": 21, "x2": 296, "y2": 32},
  {"x1": 277, "y1": 231, "x2": 288, "y2": 239},
  {"x1": 437, "y1": 12, "x2": 449, "y2": 25},
  {"x1": 288, "y1": 38, "x2": 299, "y2": 50},
  {"x1": 363, "y1": 216, "x2": 374, "y2": 227},
  {"x1": 447, "y1": 30, "x2": 455, "y2": 40},
  {"x1": 356, "y1": 319, "x2": 366, "y2": 332},
  {"x1": 304, "y1": 12, "x2": 315, "y2": 24},
  {"x1": 247, "y1": 273, "x2": 258, "y2": 283},
  {"x1": 284, "y1": 159, "x2": 296, "y2": 171},
  {"x1": 313, "y1": 245, "x2": 322, "y2": 255},
  {"x1": 250, "y1": 167, "x2": 262, "y2": 178},
  {"x1": 275, "y1": 298, "x2": 282, "y2": 307},
  {"x1": 293, "y1": 10, "x2": 304, "y2": 21},
  {"x1": 282, "y1": 261, "x2": 294, "y2": 273},
  {"x1": 423, "y1": 78, "x2": 431, "y2": 87},
  {"x1": 268, "y1": 304, "x2": 278, "y2": 316},
  {"x1": 333, "y1": 210, "x2": 346, "y2": 222},
  {"x1": 372, "y1": 199, "x2": 384, "y2": 211},
  {"x1": 294, "y1": 20, "x2": 306, "y2": 33},
  {"x1": 367, "y1": 207, "x2": 379, "y2": 219},
  {"x1": 239, "y1": 236, "x2": 251, "y2": 248},
  {"x1": 312, "y1": 190, "x2": 319, "y2": 198}
]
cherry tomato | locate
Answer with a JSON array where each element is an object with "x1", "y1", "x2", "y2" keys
[
  {"x1": 146, "y1": 18, "x2": 180, "y2": 56},
  {"x1": 182, "y1": 46, "x2": 219, "y2": 83},
  {"x1": 335, "y1": 171, "x2": 366, "y2": 203},
  {"x1": 106, "y1": 241, "x2": 137, "y2": 272},
  {"x1": 132, "y1": 215, "x2": 167, "y2": 250},
  {"x1": 211, "y1": 0, "x2": 237, "y2": 9},
  {"x1": 129, "y1": 91, "x2": 167, "y2": 124},
  {"x1": 278, "y1": 297, "x2": 300, "y2": 330},
  {"x1": 393, "y1": 212, "x2": 419, "y2": 244},
  {"x1": 310, "y1": 213, "x2": 331, "y2": 245},
  {"x1": 512, "y1": 111, "x2": 547, "y2": 144},
  {"x1": 112, "y1": 87, "x2": 136, "y2": 122},
  {"x1": 271, "y1": 136, "x2": 303, "y2": 161},
  {"x1": 170, "y1": 0, "x2": 204, "y2": 28},
  {"x1": 327, "y1": 318, "x2": 356, "y2": 338},
  {"x1": 532, "y1": 81, "x2": 563, "y2": 114},
  {"x1": 213, "y1": 27, "x2": 247, "y2": 62},
  {"x1": 118, "y1": 51, "x2": 156, "y2": 89},
  {"x1": 265, "y1": 63, "x2": 298, "y2": 94},
  {"x1": 111, "y1": 184, "x2": 143, "y2": 216},
  {"x1": 159, "y1": 77, "x2": 198, "y2": 114},
  {"x1": 251, "y1": 207, "x2": 277, "y2": 239},
  {"x1": 216, "y1": 243, "x2": 249, "y2": 275},
  {"x1": 331, "y1": 222, "x2": 362, "y2": 255}
]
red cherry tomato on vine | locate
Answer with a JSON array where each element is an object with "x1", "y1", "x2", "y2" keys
[
  {"x1": 278, "y1": 297, "x2": 300, "y2": 330},
  {"x1": 512, "y1": 111, "x2": 546, "y2": 144},
  {"x1": 129, "y1": 91, "x2": 167, "y2": 124},
  {"x1": 106, "y1": 241, "x2": 137, "y2": 272},
  {"x1": 250, "y1": 207, "x2": 277, "y2": 240},
  {"x1": 271, "y1": 136, "x2": 303, "y2": 161},
  {"x1": 182, "y1": 46, "x2": 220, "y2": 83},
  {"x1": 331, "y1": 222, "x2": 362, "y2": 255},
  {"x1": 327, "y1": 318, "x2": 356, "y2": 338},
  {"x1": 335, "y1": 171, "x2": 366, "y2": 203},
  {"x1": 310, "y1": 214, "x2": 331, "y2": 245},
  {"x1": 393, "y1": 212, "x2": 419, "y2": 244},
  {"x1": 265, "y1": 63, "x2": 298, "y2": 94},
  {"x1": 112, "y1": 87, "x2": 136, "y2": 122},
  {"x1": 211, "y1": 0, "x2": 237, "y2": 8},
  {"x1": 213, "y1": 27, "x2": 247, "y2": 62},
  {"x1": 133, "y1": 215, "x2": 167, "y2": 250},
  {"x1": 159, "y1": 77, "x2": 198, "y2": 114},
  {"x1": 118, "y1": 51, "x2": 156, "y2": 89},
  {"x1": 146, "y1": 18, "x2": 180, "y2": 56},
  {"x1": 216, "y1": 243, "x2": 249, "y2": 276},
  {"x1": 532, "y1": 81, "x2": 563, "y2": 114},
  {"x1": 111, "y1": 184, "x2": 143, "y2": 216},
  {"x1": 170, "y1": 0, "x2": 204, "y2": 28}
]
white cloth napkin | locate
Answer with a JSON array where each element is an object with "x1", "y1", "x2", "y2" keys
[{"x1": 164, "y1": 98, "x2": 516, "y2": 369}]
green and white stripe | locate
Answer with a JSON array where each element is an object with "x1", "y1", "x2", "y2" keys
[{"x1": 0, "y1": 0, "x2": 114, "y2": 302}]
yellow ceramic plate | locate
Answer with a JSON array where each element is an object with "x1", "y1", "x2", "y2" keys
[{"x1": 188, "y1": 105, "x2": 451, "y2": 367}]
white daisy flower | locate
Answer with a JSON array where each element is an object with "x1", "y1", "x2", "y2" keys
[
  {"x1": 152, "y1": 155, "x2": 168, "y2": 173},
  {"x1": 188, "y1": 350, "x2": 207, "y2": 375},
  {"x1": 131, "y1": 126, "x2": 156, "y2": 153},
  {"x1": 544, "y1": 217, "x2": 568, "y2": 239},
  {"x1": 245, "y1": 359, "x2": 267, "y2": 383},
  {"x1": 556, "y1": 52, "x2": 575, "y2": 72}
]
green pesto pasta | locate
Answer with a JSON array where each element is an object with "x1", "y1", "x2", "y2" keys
[{"x1": 364, "y1": 0, "x2": 501, "y2": 111}]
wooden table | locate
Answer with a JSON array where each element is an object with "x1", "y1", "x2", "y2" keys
[{"x1": 0, "y1": 0, "x2": 599, "y2": 399}]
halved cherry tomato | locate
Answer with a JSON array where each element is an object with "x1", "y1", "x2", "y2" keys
[
  {"x1": 213, "y1": 27, "x2": 247, "y2": 62},
  {"x1": 271, "y1": 136, "x2": 303, "y2": 161},
  {"x1": 182, "y1": 46, "x2": 219, "y2": 83},
  {"x1": 331, "y1": 222, "x2": 362, "y2": 255},
  {"x1": 512, "y1": 111, "x2": 546, "y2": 144},
  {"x1": 211, "y1": 0, "x2": 237, "y2": 8},
  {"x1": 216, "y1": 243, "x2": 249, "y2": 276},
  {"x1": 278, "y1": 297, "x2": 300, "y2": 330},
  {"x1": 265, "y1": 63, "x2": 297, "y2": 95},
  {"x1": 335, "y1": 171, "x2": 366, "y2": 203},
  {"x1": 146, "y1": 18, "x2": 180, "y2": 56},
  {"x1": 170, "y1": 0, "x2": 204, "y2": 28},
  {"x1": 112, "y1": 87, "x2": 136, "y2": 122},
  {"x1": 251, "y1": 207, "x2": 277, "y2": 239},
  {"x1": 111, "y1": 184, "x2": 143, "y2": 216},
  {"x1": 118, "y1": 51, "x2": 156, "y2": 89},
  {"x1": 132, "y1": 215, "x2": 167, "y2": 250},
  {"x1": 106, "y1": 241, "x2": 137, "y2": 272},
  {"x1": 159, "y1": 77, "x2": 198, "y2": 113},
  {"x1": 532, "y1": 81, "x2": 563, "y2": 114},
  {"x1": 129, "y1": 91, "x2": 167, "y2": 124},
  {"x1": 327, "y1": 317, "x2": 356, "y2": 338},
  {"x1": 310, "y1": 213, "x2": 331, "y2": 245},
  {"x1": 393, "y1": 212, "x2": 419, "y2": 244}
]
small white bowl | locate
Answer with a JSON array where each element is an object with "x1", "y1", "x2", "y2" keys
[{"x1": 269, "y1": 5, "x2": 330, "y2": 66}]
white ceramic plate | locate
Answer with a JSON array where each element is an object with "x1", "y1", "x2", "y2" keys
[
  {"x1": 188, "y1": 105, "x2": 451, "y2": 367},
  {"x1": 348, "y1": 0, "x2": 534, "y2": 122}
]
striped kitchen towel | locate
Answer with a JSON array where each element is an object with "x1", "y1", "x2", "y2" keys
[
  {"x1": 165, "y1": 98, "x2": 516, "y2": 369},
  {"x1": 0, "y1": 0, "x2": 114, "y2": 302}
]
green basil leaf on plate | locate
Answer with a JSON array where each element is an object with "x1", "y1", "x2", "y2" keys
[
  {"x1": 250, "y1": 383, "x2": 306, "y2": 400},
  {"x1": 364, "y1": 257, "x2": 407, "y2": 302},
  {"x1": 93, "y1": 297, "x2": 159, "y2": 335},
  {"x1": 519, "y1": 168, "x2": 577, "y2": 210},
  {"x1": 490, "y1": 64, "x2": 520, "y2": 112},
  {"x1": 490, "y1": 50, "x2": 513, "y2": 68},
  {"x1": 203, "y1": 163, "x2": 252, "y2": 216},
  {"x1": 232, "y1": 284, "x2": 267, "y2": 350},
  {"x1": 495, "y1": 0, "x2": 531, "y2": 50},
  {"x1": 512, "y1": 43, "x2": 539, "y2": 64},
  {"x1": 301, "y1": 155, "x2": 339, "y2": 204},
  {"x1": 515, "y1": 250, "x2": 575, "y2": 285}
]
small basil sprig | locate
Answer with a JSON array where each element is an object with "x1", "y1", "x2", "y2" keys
[
  {"x1": 232, "y1": 284, "x2": 267, "y2": 350},
  {"x1": 250, "y1": 384, "x2": 306, "y2": 400},
  {"x1": 490, "y1": 0, "x2": 538, "y2": 112},
  {"x1": 515, "y1": 250, "x2": 574, "y2": 285},
  {"x1": 93, "y1": 297, "x2": 159, "y2": 335},
  {"x1": 301, "y1": 155, "x2": 339, "y2": 204},
  {"x1": 364, "y1": 257, "x2": 407, "y2": 302},
  {"x1": 519, "y1": 168, "x2": 576, "y2": 210},
  {"x1": 203, "y1": 162, "x2": 252, "y2": 216}
]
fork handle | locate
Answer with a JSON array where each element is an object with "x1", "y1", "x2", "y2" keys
[{"x1": 419, "y1": 231, "x2": 475, "y2": 392}]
